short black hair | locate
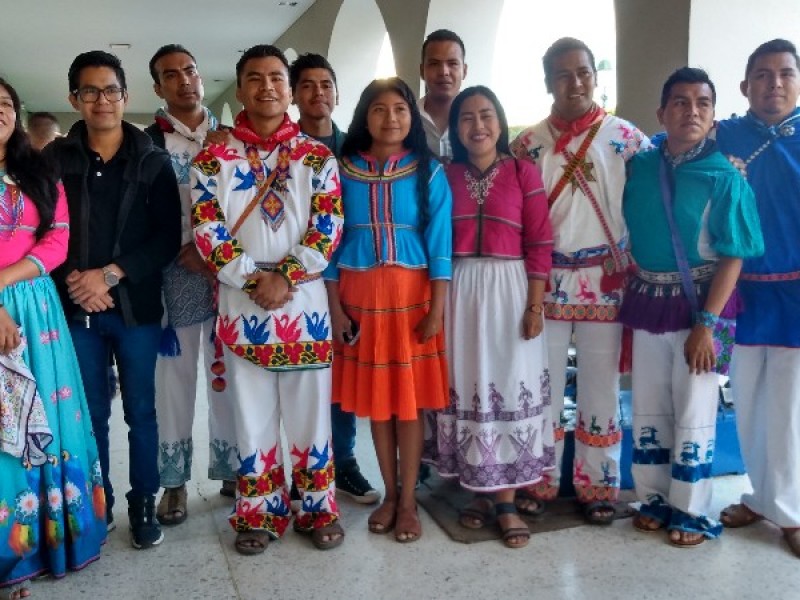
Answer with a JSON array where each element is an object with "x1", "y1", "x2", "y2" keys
[
  {"x1": 542, "y1": 37, "x2": 596, "y2": 87},
  {"x1": 660, "y1": 67, "x2": 716, "y2": 109},
  {"x1": 744, "y1": 38, "x2": 800, "y2": 78},
  {"x1": 28, "y1": 112, "x2": 60, "y2": 127},
  {"x1": 236, "y1": 44, "x2": 289, "y2": 87},
  {"x1": 449, "y1": 86, "x2": 510, "y2": 165},
  {"x1": 68, "y1": 50, "x2": 126, "y2": 94},
  {"x1": 421, "y1": 29, "x2": 466, "y2": 62},
  {"x1": 289, "y1": 53, "x2": 337, "y2": 92},
  {"x1": 149, "y1": 44, "x2": 197, "y2": 84}
]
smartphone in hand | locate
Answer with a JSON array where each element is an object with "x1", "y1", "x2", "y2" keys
[{"x1": 343, "y1": 320, "x2": 360, "y2": 346}]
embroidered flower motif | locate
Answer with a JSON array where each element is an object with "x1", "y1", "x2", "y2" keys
[
  {"x1": 47, "y1": 487, "x2": 63, "y2": 513},
  {"x1": 64, "y1": 481, "x2": 82, "y2": 506},
  {"x1": 16, "y1": 490, "x2": 39, "y2": 518},
  {"x1": 0, "y1": 501, "x2": 10, "y2": 524}
]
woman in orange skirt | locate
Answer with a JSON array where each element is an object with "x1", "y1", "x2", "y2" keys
[{"x1": 324, "y1": 77, "x2": 452, "y2": 543}]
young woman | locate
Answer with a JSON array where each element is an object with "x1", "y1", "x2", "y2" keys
[
  {"x1": 324, "y1": 77, "x2": 452, "y2": 543},
  {"x1": 423, "y1": 86, "x2": 555, "y2": 548},
  {"x1": 0, "y1": 79, "x2": 106, "y2": 600}
]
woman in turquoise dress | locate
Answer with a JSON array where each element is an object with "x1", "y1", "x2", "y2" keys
[{"x1": 0, "y1": 78, "x2": 106, "y2": 600}]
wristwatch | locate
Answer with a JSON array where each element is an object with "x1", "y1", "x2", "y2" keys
[
  {"x1": 103, "y1": 266, "x2": 120, "y2": 287},
  {"x1": 527, "y1": 303, "x2": 543, "y2": 315}
]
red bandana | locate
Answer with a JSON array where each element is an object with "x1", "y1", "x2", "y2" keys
[
  {"x1": 549, "y1": 104, "x2": 606, "y2": 153},
  {"x1": 154, "y1": 115, "x2": 175, "y2": 133},
  {"x1": 233, "y1": 111, "x2": 299, "y2": 150}
]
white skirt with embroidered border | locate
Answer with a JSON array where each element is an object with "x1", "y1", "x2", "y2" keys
[{"x1": 423, "y1": 257, "x2": 556, "y2": 492}]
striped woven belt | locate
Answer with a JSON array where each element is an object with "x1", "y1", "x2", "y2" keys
[
  {"x1": 254, "y1": 262, "x2": 321, "y2": 284},
  {"x1": 552, "y1": 248, "x2": 612, "y2": 269},
  {"x1": 740, "y1": 270, "x2": 800, "y2": 282},
  {"x1": 635, "y1": 263, "x2": 716, "y2": 285}
]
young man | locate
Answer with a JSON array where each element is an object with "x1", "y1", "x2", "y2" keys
[
  {"x1": 27, "y1": 111, "x2": 61, "y2": 150},
  {"x1": 620, "y1": 67, "x2": 763, "y2": 547},
  {"x1": 715, "y1": 38, "x2": 800, "y2": 558},
  {"x1": 511, "y1": 37, "x2": 650, "y2": 523},
  {"x1": 190, "y1": 44, "x2": 344, "y2": 554},
  {"x1": 289, "y1": 52, "x2": 379, "y2": 505},
  {"x1": 45, "y1": 51, "x2": 181, "y2": 549},
  {"x1": 145, "y1": 44, "x2": 237, "y2": 526},
  {"x1": 418, "y1": 29, "x2": 467, "y2": 160}
]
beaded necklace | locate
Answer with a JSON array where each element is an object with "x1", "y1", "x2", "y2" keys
[{"x1": 0, "y1": 169, "x2": 23, "y2": 239}]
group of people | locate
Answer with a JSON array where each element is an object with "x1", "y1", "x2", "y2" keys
[{"x1": 1, "y1": 24, "x2": 799, "y2": 599}]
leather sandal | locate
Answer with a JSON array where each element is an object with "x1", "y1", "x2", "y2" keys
[
  {"x1": 235, "y1": 530, "x2": 270, "y2": 555},
  {"x1": 459, "y1": 494, "x2": 494, "y2": 529},
  {"x1": 368, "y1": 501, "x2": 396, "y2": 534},
  {"x1": 783, "y1": 528, "x2": 800, "y2": 558},
  {"x1": 720, "y1": 503, "x2": 762, "y2": 528},
  {"x1": 308, "y1": 522, "x2": 345, "y2": 550},
  {"x1": 156, "y1": 485, "x2": 187, "y2": 526},
  {"x1": 633, "y1": 513, "x2": 665, "y2": 533},
  {"x1": 395, "y1": 505, "x2": 422, "y2": 543},
  {"x1": 495, "y1": 502, "x2": 530, "y2": 549},
  {"x1": 515, "y1": 488, "x2": 546, "y2": 516},
  {"x1": 583, "y1": 500, "x2": 615, "y2": 525}
]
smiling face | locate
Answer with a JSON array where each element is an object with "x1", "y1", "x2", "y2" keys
[
  {"x1": 658, "y1": 81, "x2": 715, "y2": 155},
  {"x1": 69, "y1": 66, "x2": 127, "y2": 133},
  {"x1": 153, "y1": 51, "x2": 204, "y2": 113},
  {"x1": 236, "y1": 56, "x2": 292, "y2": 129},
  {"x1": 548, "y1": 49, "x2": 597, "y2": 121},
  {"x1": 457, "y1": 93, "x2": 500, "y2": 167},
  {"x1": 741, "y1": 51, "x2": 800, "y2": 125},
  {"x1": 366, "y1": 90, "x2": 411, "y2": 156},
  {"x1": 0, "y1": 84, "x2": 17, "y2": 151},
  {"x1": 293, "y1": 67, "x2": 337, "y2": 121},
  {"x1": 420, "y1": 40, "x2": 467, "y2": 103}
]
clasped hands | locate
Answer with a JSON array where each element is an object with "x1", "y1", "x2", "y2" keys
[
  {"x1": 247, "y1": 271, "x2": 296, "y2": 310},
  {"x1": 66, "y1": 269, "x2": 114, "y2": 313}
]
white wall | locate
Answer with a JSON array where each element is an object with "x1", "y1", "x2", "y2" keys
[{"x1": 690, "y1": 0, "x2": 800, "y2": 119}]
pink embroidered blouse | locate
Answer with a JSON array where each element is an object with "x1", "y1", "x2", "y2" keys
[
  {"x1": 447, "y1": 157, "x2": 553, "y2": 279},
  {"x1": 0, "y1": 178, "x2": 69, "y2": 273}
]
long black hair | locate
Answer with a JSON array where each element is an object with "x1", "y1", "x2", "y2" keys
[
  {"x1": 448, "y1": 85, "x2": 510, "y2": 165},
  {"x1": 342, "y1": 77, "x2": 434, "y2": 213},
  {"x1": 0, "y1": 78, "x2": 58, "y2": 238}
]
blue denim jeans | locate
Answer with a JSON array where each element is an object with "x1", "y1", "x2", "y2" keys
[
  {"x1": 69, "y1": 312, "x2": 161, "y2": 511},
  {"x1": 331, "y1": 402, "x2": 356, "y2": 463}
]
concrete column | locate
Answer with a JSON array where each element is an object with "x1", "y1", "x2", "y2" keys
[{"x1": 614, "y1": 0, "x2": 691, "y2": 135}]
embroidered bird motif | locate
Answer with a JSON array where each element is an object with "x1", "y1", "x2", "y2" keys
[
  {"x1": 233, "y1": 165, "x2": 257, "y2": 190},
  {"x1": 260, "y1": 446, "x2": 278, "y2": 471},
  {"x1": 291, "y1": 445, "x2": 310, "y2": 469},
  {"x1": 242, "y1": 315, "x2": 271, "y2": 344},
  {"x1": 274, "y1": 314, "x2": 302, "y2": 342},
  {"x1": 237, "y1": 450, "x2": 258, "y2": 476},
  {"x1": 301, "y1": 495, "x2": 326, "y2": 514},
  {"x1": 304, "y1": 312, "x2": 329, "y2": 341},
  {"x1": 211, "y1": 224, "x2": 232, "y2": 241},
  {"x1": 308, "y1": 442, "x2": 330, "y2": 470},
  {"x1": 217, "y1": 315, "x2": 240, "y2": 345}
]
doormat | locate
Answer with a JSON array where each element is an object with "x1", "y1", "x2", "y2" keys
[{"x1": 417, "y1": 472, "x2": 636, "y2": 544}]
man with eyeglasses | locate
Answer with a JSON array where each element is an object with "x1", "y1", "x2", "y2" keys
[{"x1": 45, "y1": 50, "x2": 181, "y2": 550}]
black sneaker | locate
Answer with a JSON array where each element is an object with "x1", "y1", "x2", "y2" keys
[
  {"x1": 336, "y1": 460, "x2": 381, "y2": 504},
  {"x1": 290, "y1": 481, "x2": 302, "y2": 513},
  {"x1": 128, "y1": 495, "x2": 164, "y2": 550}
]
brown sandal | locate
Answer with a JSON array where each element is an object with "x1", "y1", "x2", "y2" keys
[
  {"x1": 395, "y1": 505, "x2": 422, "y2": 543},
  {"x1": 156, "y1": 485, "x2": 188, "y2": 526},
  {"x1": 496, "y1": 503, "x2": 530, "y2": 549},
  {"x1": 720, "y1": 503, "x2": 762, "y2": 528},
  {"x1": 310, "y1": 522, "x2": 345, "y2": 550},
  {"x1": 669, "y1": 529, "x2": 706, "y2": 548},
  {"x1": 235, "y1": 530, "x2": 270, "y2": 555},
  {"x1": 368, "y1": 501, "x2": 396, "y2": 534},
  {"x1": 459, "y1": 494, "x2": 494, "y2": 529},
  {"x1": 633, "y1": 513, "x2": 665, "y2": 533}
]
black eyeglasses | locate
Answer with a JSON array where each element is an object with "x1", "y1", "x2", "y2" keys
[{"x1": 72, "y1": 86, "x2": 125, "y2": 103}]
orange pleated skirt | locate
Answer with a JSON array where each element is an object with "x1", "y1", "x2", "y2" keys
[{"x1": 332, "y1": 266, "x2": 449, "y2": 421}]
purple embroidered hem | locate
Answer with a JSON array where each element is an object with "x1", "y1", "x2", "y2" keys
[{"x1": 619, "y1": 275, "x2": 740, "y2": 334}]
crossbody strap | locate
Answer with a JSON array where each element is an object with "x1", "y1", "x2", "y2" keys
[
  {"x1": 657, "y1": 156, "x2": 699, "y2": 313},
  {"x1": 547, "y1": 119, "x2": 603, "y2": 207},
  {"x1": 229, "y1": 158, "x2": 280, "y2": 237}
]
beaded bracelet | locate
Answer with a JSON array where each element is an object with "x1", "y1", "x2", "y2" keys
[{"x1": 694, "y1": 310, "x2": 719, "y2": 329}]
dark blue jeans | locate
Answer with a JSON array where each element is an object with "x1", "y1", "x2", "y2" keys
[
  {"x1": 331, "y1": 402, "x2": 356, "y2": 464},
  {"x1": 69, "y1": 312, "x2": 161, "y2": 511}
]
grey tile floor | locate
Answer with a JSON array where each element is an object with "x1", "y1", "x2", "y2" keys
[{"x1": 32, "y1": 374, "x2": 800, "y2": 600}]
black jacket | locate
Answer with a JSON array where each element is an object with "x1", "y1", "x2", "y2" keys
[{"x1": 45, "y1": 120, "x2": 181, "y2": 326}]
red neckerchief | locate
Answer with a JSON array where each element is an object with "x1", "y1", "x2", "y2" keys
[
  {"x1": 233, "y1": 111, "x2": 299, "y2": 150},
  {"x1": 549, "y1": 104, "x2": 606, "y2": 153},
  {"x1": 154, "y1": 115, "x2": 175, "y2": 133}
]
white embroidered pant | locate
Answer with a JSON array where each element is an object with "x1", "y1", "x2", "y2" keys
[
  {"x1": 631, "y1": 329, "x2": 720, "y2": 518},
  {"x1": 156, "y1": 317, "x2": 237, "y2": 487},
  {"x1": 540, "y1": 320, "x2": 622, "y2": 502},
  {"x1": 223, "y1": 347, "x2": 337, "y2": 537},
  {"x1": 732, "y1": 345, "x2": 800, "y2": 528}
]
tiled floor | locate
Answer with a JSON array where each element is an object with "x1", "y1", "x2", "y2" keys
[{"x1": 32, "y1": 376, "x2": 800, "y2": 600}]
